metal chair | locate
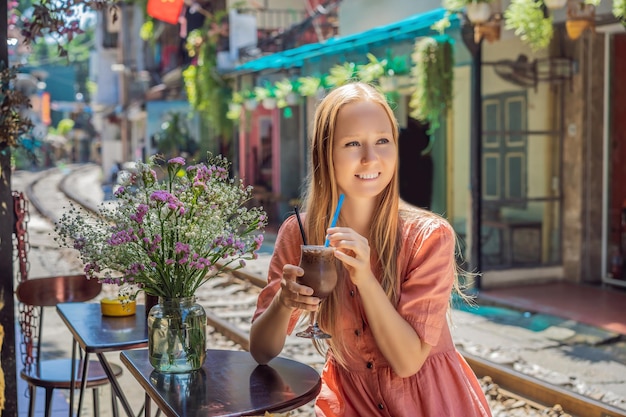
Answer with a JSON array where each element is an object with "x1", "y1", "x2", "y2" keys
[
  {"x1": 15, "y1": 275, "x2": 123, "y2": 417},
  {"x1": 12, "y1": 191, "x2": 122, "y2": 417}
]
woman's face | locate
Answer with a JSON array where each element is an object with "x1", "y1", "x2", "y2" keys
[{"x1": 332, "y1": 100, "x2": 397, "y2": 200}]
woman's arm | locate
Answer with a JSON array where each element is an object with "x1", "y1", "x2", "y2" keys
[
  {"x1": 249, "y1": 264, "x2": 317, "y2": 364},
  {"x1": 356, "y1": 273, "x2": 431, "y2": 377},
  {"x1": 328, "y1": 223, "x2": 454, "y2": 377}
]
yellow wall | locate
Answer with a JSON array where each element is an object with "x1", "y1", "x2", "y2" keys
[
  {"x1": 450, "y1": 36, "x2": 559, "y2": 241},
  {"x1": 450, "y1": 65, "x2": 471, "y2": 233}
]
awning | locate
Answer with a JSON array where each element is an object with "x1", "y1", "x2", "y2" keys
[{"x1": 231, "y1": 8, "x2": 458, "y2": 75}]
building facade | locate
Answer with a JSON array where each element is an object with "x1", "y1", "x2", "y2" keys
[{"x1": 227, "y1": 0, "x2": 626, "y2": 290}]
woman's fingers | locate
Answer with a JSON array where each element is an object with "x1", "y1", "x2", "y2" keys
[
  {"x1": 279, "y1": 264, "x2": 319, "y2": 310},
  {"x1": 327, "y1": 228, "x2": 373, "y2": 284}
]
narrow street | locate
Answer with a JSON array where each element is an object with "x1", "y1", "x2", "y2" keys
[{"x1": 9, "y1": 164, "x2": 626, "y2": 416}]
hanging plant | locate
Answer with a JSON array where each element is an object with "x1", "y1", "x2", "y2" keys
[
  {"x1": 409, "y1": 36, "x2": 454, "y2": 135},
  {"x1": 504, "y1": 0, "x2": 554, "y2": 51},
  {"x1": 325, "y1": 62, "x2": 357, "y2": 87},
  {"x1": 614, "y1": 0, "x2": 626, "y2": 24},
  {"x1": 297, "y1": 76, "x2": 323, "y2": 97},
  {"x1": 182, "y1": 9, "x2": 233, "y2": 144},
  {"x1": 274, "y1": 78, "x2": 298, "y2": 108},
  {"x1": 226, "y1": 103, "x2": 242, "y2": 120},
  {"x1": 356, "y1": 53, "x2": 387, "y2": 83}
]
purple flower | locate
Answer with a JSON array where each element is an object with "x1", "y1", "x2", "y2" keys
[
  {"x1": 150, "y1": 190, "x2": 171, "y2": 202},
  {"x1": 107, "y1": 228, "x2": 136, "y2": 246},
  {"x1": 175, "y1": 242, "x2": 190, "y2": 254},
  {"x1": 130, "y1": 204, "x2": 149, "y2": 224},
  {"x1": 73, "y1": 236, "x2": 86, "y2": 250},
  {"x1": 168, "y1": 157, "x2": 186, "y2": 165}
]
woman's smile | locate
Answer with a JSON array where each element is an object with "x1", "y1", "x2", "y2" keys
[{"x1": 356, "y1": 172, "x2": 380, "y2": 180}]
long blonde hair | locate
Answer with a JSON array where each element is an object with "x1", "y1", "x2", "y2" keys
[{"x1": 300, "y1": 82, "x2": 400, "y2": 364}]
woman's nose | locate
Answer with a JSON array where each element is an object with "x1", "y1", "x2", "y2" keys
[{"x1": 361, "y1": 145, "x2": 376, "y2": 163}]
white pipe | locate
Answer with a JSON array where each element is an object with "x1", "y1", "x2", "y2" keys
[{"x1": 601, "y1": 31, "x2": 610, "y2": 281}]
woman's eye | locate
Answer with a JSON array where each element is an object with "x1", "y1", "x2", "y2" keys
[
  {"x1": 377, "y1": 138, "x2": 390, "y2": 144},
  {"x1": 345, "y1": 141, "x2": 360, "y2": 147}
]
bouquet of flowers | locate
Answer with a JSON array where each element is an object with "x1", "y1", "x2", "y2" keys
[{"x1": 55, "y1": 154, "x2": 267, "y2": 299}]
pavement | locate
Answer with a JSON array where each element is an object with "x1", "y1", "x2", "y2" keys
[{"x1": 10, "y1": 163, "x2": 626, "y2": 417}]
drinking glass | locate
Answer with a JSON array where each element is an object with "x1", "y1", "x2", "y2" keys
[{"x1": 295, "y1": 245, "x2": 338, "y2": 339}]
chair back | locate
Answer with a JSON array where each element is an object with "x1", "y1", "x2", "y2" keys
[
  {"x1": 16, "y1": 275, "x2": 102, "y2": 372},
  {"x1": 16, "y1": 274, "x2": 102, "y2": 307}
]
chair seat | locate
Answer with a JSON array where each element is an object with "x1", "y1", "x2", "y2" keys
[{"x1": 21, "y1": 358, "x2": 123, "y2": 390}]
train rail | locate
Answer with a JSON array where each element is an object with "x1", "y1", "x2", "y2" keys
[{"x1": 20, "y1": 164, "x2": 626, "y2": 417}]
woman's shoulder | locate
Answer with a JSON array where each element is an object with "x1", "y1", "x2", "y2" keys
[
  {"x1": 399, "y1": 203, "x2": 455, "y2": 243},
  {"x1": 400, "y1": 204, "x2": 453, "y2": 231}
]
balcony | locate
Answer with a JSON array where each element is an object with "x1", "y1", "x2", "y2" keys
[{"x1": 236, "y1": 3, "x2": 340, "y2": 61}]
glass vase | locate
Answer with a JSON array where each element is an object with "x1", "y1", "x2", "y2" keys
[{"x1": 147, "y1": 296, "x2": 207, "y2": 373}]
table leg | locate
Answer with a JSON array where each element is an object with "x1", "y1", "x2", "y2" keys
[
  {"x1": 77, "y1": 352, "x2": 91, "y2": 417},
  {"x1": 145, "y1": 393, "x2": 151, "y2": 417},
  {"x1": 69, "y1": 340, "x2": 77, "y2": 417},
  {"x1": 97, "y1": 352, "x2": 136, "y2": 417}
]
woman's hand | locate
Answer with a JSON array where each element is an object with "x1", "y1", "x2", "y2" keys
[
  {"x1": 326, "y1": 227, "x2": 374, "y2": 286},
  {"x1": 277, "y1": 264, "x2": 320, "y2": 311}
]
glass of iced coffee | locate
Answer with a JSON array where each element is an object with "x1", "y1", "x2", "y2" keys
[{"x1": 295, "y1": 245, "x2": 338, "y2": 339}]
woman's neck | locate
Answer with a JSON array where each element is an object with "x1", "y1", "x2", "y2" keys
[{"x1": 339, "y1": 198, "x2": 375, "y2": 237}]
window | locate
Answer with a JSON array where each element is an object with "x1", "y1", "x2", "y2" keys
[{"x1": 482, "y1": 92, "x2": 527, "y2": 205}]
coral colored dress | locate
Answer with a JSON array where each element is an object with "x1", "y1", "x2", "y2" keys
[{"x1": 253, "y1": 209, "x2": 492, "y2": 417}]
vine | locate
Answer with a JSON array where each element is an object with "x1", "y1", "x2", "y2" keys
[
  {"x1": 504, "y1": 0, "x2": 553, "y2": 52},
  {"x1": 409, "y1": 36, "x2": 454, "y2": 135},
  {"x1": 183, "y1": 10, "x2": 233, "y2": 150}
]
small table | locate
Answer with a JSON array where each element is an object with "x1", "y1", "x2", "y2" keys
[
  {"x1": 57, "y1": 302, "x2": 149, "y2": 417},
  {"x1": 120, "y1": 349, "x2": 322, "y2": 417},
  {"x1": 483, "y1": 219, "x2": 543, "y2": 265}
]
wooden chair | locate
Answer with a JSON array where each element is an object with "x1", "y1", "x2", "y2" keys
[{"x1": 15, "y1": 274, "x2": 123, "y2": 417}]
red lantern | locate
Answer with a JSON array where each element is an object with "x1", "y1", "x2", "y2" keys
[{"x1": 147, "y1": 0, "x2": 184, "y2": 25}]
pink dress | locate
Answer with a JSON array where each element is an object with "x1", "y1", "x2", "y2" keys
[{"x1": 253, "y1": 208, "x2": 492, "y2": 417}]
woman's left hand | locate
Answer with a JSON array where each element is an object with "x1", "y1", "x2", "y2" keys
[{"x1": 326, "y1": 227, "x2": 374, "y2": 286}]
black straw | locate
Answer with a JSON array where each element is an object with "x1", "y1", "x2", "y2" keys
[{"x1": 294, "y1": 206, "x2": 307, "y2": 245}]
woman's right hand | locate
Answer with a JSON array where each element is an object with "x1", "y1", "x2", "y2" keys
[{"x1": 278, "y1": 264, "x2": 320, "y2": 311}]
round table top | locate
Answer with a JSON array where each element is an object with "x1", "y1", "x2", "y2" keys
[{"x1": 120, "y1": 348, "x2": 322, "y2": 417}]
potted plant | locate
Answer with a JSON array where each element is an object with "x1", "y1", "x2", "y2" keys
[
  {"x1": 441, "y1": 0, "x2": 495, "y2": 23},
  {"x1": 55, "y1": 154, "x2": 267, "y2": 372},
  {"x1": 504, "y1": 0, "x2": 554, "y2": 51},
  {"x1": 356, "y1": 53, "x2": 387, "y2": 84},
  {"x1": 614, "y1": 0, "x2": 626, "y2": 26},
  {"x1": 437, "y1": 0, "x2": 499, "y2": 44},
  {"x1": 254, "y1": 84, "x2": 277, "y2": 110},
  {"x1": 376, "y1": 53, "x2": 412, "y2": 92},
  {"x1": 243, "y1": 93, "x2": 258, "y2": 111},
  {"x1": 409, "y1": 36, "x2": 454, "y2": 134},
  {"x1": 324, "y1": 62, "x2": 357, "y2": 88},
  {"x1": 226, "y1": 102, "x2": 242, "y2": 120},
  {"x1": 273, "y1": 78, "x2": 299, "y2": 108},
  {"x1": 544, "y1": 0, "x2": 568, "y2": 10},
  {"x1": 297, "y1": 76, "x2": 324, "y2": 98},
  {"x1": 566, "y1": 0, "x2": 598, "y2": 39}
]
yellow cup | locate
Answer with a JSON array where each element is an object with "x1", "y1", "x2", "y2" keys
[{"x1": 100, "y1": 297, "x2": 137, "y2": 317}]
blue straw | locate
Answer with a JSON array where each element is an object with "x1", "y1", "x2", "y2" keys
[{"x1": 324, "y1": 194, "x2": 344, "y2": 247}]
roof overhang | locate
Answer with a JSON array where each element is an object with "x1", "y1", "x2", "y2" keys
[{"x1": 229, "y1": 8, "x2": 458, "y2": 76}]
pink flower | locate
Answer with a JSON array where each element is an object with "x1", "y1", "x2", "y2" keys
[{"x1": 168, "y1": 157, "x2": 186, "y2": 165}]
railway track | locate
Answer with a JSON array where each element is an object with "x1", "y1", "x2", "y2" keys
[{"x1": 20, "y1": 164, "x2": 626, "y2": 417}]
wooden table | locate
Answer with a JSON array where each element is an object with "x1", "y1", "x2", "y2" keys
[
  {"x1": 120, "y1": 349, "x2": 322, "y2": 417},
  {"x1": 57, "y1": 302, "x2": 149, "y2": 417}
]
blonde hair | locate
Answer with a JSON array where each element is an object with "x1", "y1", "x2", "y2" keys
[{"x1": 300, "y1": 82, "x2": 400, "y2": 365}]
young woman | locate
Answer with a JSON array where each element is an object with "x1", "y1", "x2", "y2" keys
[{"x1": 250, "y1": 82, "x2": 492, "y2": 416}]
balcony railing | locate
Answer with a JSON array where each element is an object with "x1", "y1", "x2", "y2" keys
[
  {"x1": 236, "y1": 2, "x2": 340, "y2": 61},
  {"x1": 238, "y1": 7, "x2": 306, "y2": 31}
]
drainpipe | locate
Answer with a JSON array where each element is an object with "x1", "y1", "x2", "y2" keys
[{"x1": 462, "y1": 23, "x2": 483, "y2": 289}]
